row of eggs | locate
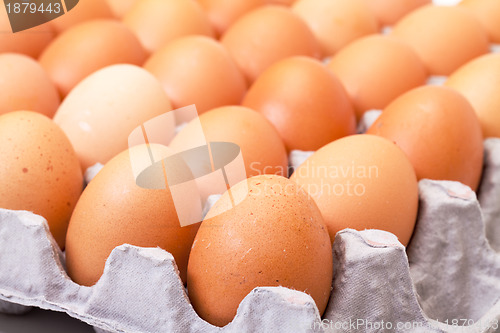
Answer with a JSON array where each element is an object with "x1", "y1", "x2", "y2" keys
[{"x1": 0, "y1": 0, "x2": 499, "y2": 327}]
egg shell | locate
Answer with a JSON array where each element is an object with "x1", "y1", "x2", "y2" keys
[
  {"x1": 391, "y1": 4, "x2": 489, "y2": 75},
  {"x1": 445, "y1": 53, "x2": 500, "y2": 139},
  {"x1": 367, "y1": 85, "x2": 484, "y2": 191},
  {"x1": 292, "y1": 0, "x2": 379, "y2": 57},
  {"x1": 0, "y1": 53, "x2": 60, "y2": 118},
  {"x1": 197, "y1": 0, "x2": 266, "y2": 37},
  {"x1": 0, "y1": 111, "x2": 83, "y2": 249},
  {"x1": 327, "y1": 35, "x2": 428, "y2": 120},
  {"x1": 39, "y1": 20, "x2": 147, "y2": 97},
  {"x1": 143, "y1": 36, "x2": 246, "y2": 118},
  {"x1": 65, "y1": 145, "x2": 199, "y2": 286},
  {"x1": 170, "y1": 106, "x2": 288, "y2": 178},
  {"x1": 105, "y1": 0, "x2": 140, "y2": 18},
  {"x1": 50, "y1": 0, "x2": 114, "y2": 33},
  {"x1": 53, "y1": 64, "x2": 174, "y2": 171},
  {"x1": 187, "y1": 175, "x2": 332, "y2": 327},
  {"x1": 363, "y1": 0, "x2": 431, "y2": 27},
  {"x1": 123, "y1": 0, "x2": 214, "y2": 54},
  {"x1": 290, "y1": 134, "x2": 418, "y2": 246},
  {"x1": 220, "y1": 5, "x2": 320, "y2": 84},
  {"x1": 460, "y1": 0, "x2": 500, "y2": 43},
  {"x1": 0, "y1": 6, "x2": 55, "y2": 58},
  {"x1": 242, "y1": 56, "x2": 356, "y2": 152},
  {"x1": 268, "y1": 0, "x2": 296, "y2": 5}
]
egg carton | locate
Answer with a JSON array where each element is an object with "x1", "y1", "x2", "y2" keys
[
  {"x1": 0, "y1": 136, "x2": 498, "y2": 333},
  {"x1": 0, "y1": 108, "x2": 499, "y2": 333}
]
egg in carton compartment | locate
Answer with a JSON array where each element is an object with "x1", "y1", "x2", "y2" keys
[{"x1": 0, "y1": 114, "x2": 500, "y2": 332}]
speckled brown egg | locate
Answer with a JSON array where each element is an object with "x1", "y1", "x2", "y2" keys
[
  {"x1": 65, "y1": 144, "x2": 200, "y2": 286},
  {"x1": 187, "y1": 175, "x2": 333, "y2": 327},
  {"x1": 0, "y1": 111, "x2": 83, "y2": 249}
]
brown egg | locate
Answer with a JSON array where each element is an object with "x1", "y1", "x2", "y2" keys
[
  {"x1": 445, "y1": 54, "x2": 500, "y2": 139},
  {"x1": 106, "y1": 0, "x2": 140, "y2": 18},
  {"x1": 0, "y1": 6, "x2": 55, "y2": 58},
  {"x1": 363, "y1": 0, "x2": 431, "y2": 27},
  {"x1": 327, "y1": 35, "x2": 428, "y2": 120},
  {"x1": 268, "y1": 0, "x2": 296, "y2": 5},
  {"x1": 292, "y1": 0, "x2": 379, "y2": 57},
  {"x1": 290, "y1": 134, "x2": 418, "y2": 246},
  {"x1": 220, "y1": 5, "x2": 320, "y2": 84},
  {"x1": 197, "y1": 0, "x2": 266, "y2": 37},
  {"x1": 143, "y1": 36, "x2": 246, "y2": 118},
  {"x1": 187, "y1": 175, "x2": 332, "y2": 327},
  {"x1": 460, "y1": 0, "x2": 500, "y2": 43},
  {"x1": 170, "y1": 106, "x2": 288, "y2": 177},
  {"x1": 123, "y1": 0, "x2": 214, "y2": 54},
  {"x1": 53, "y1": 64, "x2": 175, "y2": 171},
  {"x1": 65, "y1": 145, "x2": 199, "y2": 286},
  {"x1": 0, "y1": 111, "x2": 83, "y2": 249},
  {"x1": 242, "y1": 56, "x2": 356, "y2": 152},
  {"x1": 39, "y1": 20, "x2": 147, "y2": 97},
  {"x1": 0, "y1": 54, "x2": 60, "y2": 118},
  {"x1": 50, "y1": 0, "x2": 114, "y2": 33},
  {"x1": 391, "y1": 5, "x2": 489, "y2": 75},
  {"x1": 367, "y1": 85, "x2": 484, "y2": 191}
]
